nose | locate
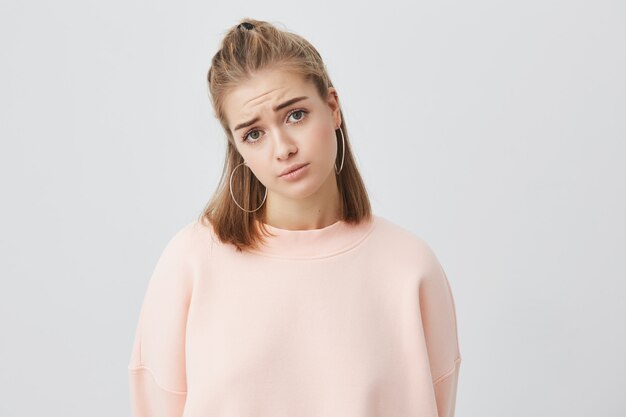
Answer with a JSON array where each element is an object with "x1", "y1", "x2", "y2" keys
[{"x1": 273, "y1": 129, "x2": 298, "y2": 160}]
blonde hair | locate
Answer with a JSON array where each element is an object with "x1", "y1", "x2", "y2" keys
[{"x1": 199, "y1": 18, "x2": 372, "y2": 252}]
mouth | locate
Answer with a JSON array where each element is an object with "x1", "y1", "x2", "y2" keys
[{"x1": 279, "y1": 163, "x2": 309, "y2": 177}]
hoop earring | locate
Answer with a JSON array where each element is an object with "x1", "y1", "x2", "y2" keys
[
  {"x1": 335, "y1": 126, "x2": 345, "y2": 174},
  {"x1": 229, "y1": 161, "x2": 267, "y2": 212}
]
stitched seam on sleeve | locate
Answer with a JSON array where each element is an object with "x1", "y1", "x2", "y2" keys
[
  {"x1": 432, "y1": 356, "x2": 462, "y2": 386},
  {"x1": 128, "y1": 365, "x2": 188, "y2": 395}
]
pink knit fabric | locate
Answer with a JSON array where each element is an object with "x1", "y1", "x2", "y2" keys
[{"x1": 128, "y1": 214, "x2": 461, "y2": 416}]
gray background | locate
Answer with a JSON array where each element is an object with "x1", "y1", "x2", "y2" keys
[{"x1": 1, "y1": 1, "x2": 624, "y2": 416}]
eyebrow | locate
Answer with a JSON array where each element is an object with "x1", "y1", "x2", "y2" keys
[{"x1": 233, "y1": 96, "x2": 309, "y2": 131}]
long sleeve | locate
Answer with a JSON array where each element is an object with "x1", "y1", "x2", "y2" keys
[
  {"x1": 433, "y1": 357, "x2": 461, "y2": 417},
  {"x1": 419, "y1": 244, "x2": 462, "y2": 417},
  {"x1": 127, "y1": 227, "x2": 194, "y2": 417}
]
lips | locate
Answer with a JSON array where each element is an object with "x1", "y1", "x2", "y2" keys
[{"x1": 279, "y1": 163, "x2": 308, "y2": 177}]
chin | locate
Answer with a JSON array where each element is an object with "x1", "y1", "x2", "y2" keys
[
  {"x1": 281, "y1": 183, "x2": 320, "y2": 200},
  {"x1": 272, "y1": 176, "x2": 322, "y2": 200}
]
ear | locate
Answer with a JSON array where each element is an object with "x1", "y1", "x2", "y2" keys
[{"x1": 327, "y1": 87, "x2": 342, "y2": 129}]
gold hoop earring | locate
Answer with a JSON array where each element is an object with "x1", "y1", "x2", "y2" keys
[
  {"x1": 335, "y1": 126, "x2": 345, "y2": 174},
  {"x1": 229, "y1": 161, "x2": 267, "y2": 212}
]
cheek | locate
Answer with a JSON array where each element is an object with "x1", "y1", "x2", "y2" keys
[
  {"x1": 245, "y1": 158, "x2": 269, "y2": 180},
  {"x1": 308, "y1": 122, "x2": 336, "y2": 154}
]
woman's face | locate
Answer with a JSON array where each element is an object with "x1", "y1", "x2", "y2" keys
[{"x1": 223, "y1": 68, "x2": 341, "y2": 202}]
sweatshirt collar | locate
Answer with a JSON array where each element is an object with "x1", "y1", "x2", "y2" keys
[{"x1": 247, "y1": 214, "x2": 377, "y2": 259}]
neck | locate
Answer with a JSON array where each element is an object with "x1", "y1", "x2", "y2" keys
[{"x1": 263, "y1": 171, "x2": 341, "y2": 231}]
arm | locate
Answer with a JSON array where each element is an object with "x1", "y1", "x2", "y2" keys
[
  {"x1": 419, "y1": 244, "x2": 462, "y2": 417},
  {"x1": 433, "y1": 356, "x2": 462, "y2": 417},
  {"x1": 127, "y1": 227, "x2": 194, "y2": 417}
]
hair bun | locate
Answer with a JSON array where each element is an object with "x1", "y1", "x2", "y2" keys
[{"x1": 238, "y1": 22, "x2": 254, "y2": 30}]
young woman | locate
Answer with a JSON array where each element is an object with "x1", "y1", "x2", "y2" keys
[{"x1": 128, "y1": 18, "x2": 462, "y2": 417}]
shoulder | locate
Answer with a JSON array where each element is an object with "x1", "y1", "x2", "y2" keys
[
  {"x1": 373, "y1": 215, "x2": 440, "y2": 256},
  {"x1": 143, "y1": 218, "x2": 216, "y2": 292},
  {"x1": 371, "y1": 214, "x2": 445, "y2": 276},
  {"x1": 157, "y1": 217, "x2": 216, "y2": 264}
]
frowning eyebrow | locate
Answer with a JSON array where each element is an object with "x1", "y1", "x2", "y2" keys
[{"x1": 233, "y1": 96, "x2": 309, "y2": 131}]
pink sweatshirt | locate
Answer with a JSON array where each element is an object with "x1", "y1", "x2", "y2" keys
[{"x1": 127, "y1": 214, "x2": 461, "y2": 417}]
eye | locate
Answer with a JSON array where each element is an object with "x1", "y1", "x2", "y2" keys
[
  {"x1": 287, "y1": 109, "x2": 306, "y2": 123},
  {"x1": 241, "y1": 108, "x2": 309, "y2": 145}
]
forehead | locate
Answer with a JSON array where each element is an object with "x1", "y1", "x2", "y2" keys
[{"x1": 224, "y1": 69, "x2": 315, "y2": 124}]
